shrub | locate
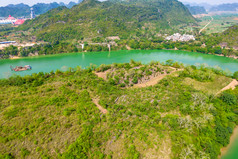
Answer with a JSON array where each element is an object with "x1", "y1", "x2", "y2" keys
[
  {"x1": 0, "y1": 153, "x2": 14, "y2": 159},
  {"x1": 233, "y1": 71, "x2": 238, "y2": 80},
  {"x1": 220, "y1": 92, "x2": 237, "y2": 105},
  {"x1": 132, "y1": 77, "x2": 138, "y2": 84},
  {"x1": 108, "y1": 78, "x2": 116, "y2": 85},
  {"x1": 21, "y1": 148, "x2": 30, "y2": 157},
  {"x1": 63, "y1": 108, "x2": 76, "y2": 116},
  {"x1": 119, "y1": 83, "x2": 126, "y2": 87},
  {"x1": 124, "y1": 80, "x2": 129, "y2": 85}
]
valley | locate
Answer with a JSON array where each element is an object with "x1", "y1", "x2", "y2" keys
[{"x1": 0, "y1": 0, "x2": 238, "y2": 159}]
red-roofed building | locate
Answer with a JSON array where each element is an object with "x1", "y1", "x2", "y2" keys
[
  {"x1": 7, "y1": 15, "x2": 15, "y2": 20},
  {"x1": 14, "y1": 19, "x2": 25, "y2": 25},
  {"x1": 0, "y1": 15, "x2": 17, "y2": 24}
]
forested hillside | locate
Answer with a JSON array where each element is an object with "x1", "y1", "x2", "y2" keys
[
  {"x1": 2, "y1": 25, "x2": 238, "y2": 59},
  {"x1": 18, "y1": 0, "x2": 196, "y2": 42},
  {"x1": 0, "y1": 2, "x2": 80, "y2": 17},
  {"x1": 0, "y1": 4, "x2": 30, "y2": 17},
  {"x1": 0, "y1": 61, "x2": 237, "y2": 158},
  {"x1": 201, "y1": 25, "x2": 238, "y2": 48},
  {"x1": 219, "y1": 25, "x2": 238, "y2": 47}
]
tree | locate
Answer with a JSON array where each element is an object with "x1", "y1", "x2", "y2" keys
[{"x1": 233, "y1": 71, "x2": 238, "y2": 80}]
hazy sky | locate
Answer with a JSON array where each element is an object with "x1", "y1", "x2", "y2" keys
[{"x1": 0, "y1": 0, "x2": 237, "y2": 7}]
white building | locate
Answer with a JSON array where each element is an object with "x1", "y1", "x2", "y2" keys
[
  {"x1": 0, "y1": 15, "x2": 16, "y2": 24},
  {"x1": 165, "y1": 33, "x2": 195, "y2": 42},
  {"x1": 31, "y1": 8, "x2": 35, "y2": 19}
]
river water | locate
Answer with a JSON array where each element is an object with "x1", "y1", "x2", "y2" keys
[
  {"x1": 221, "y1": 127, "x2": 238, "y2": 159},
  {"x1": 0, "y1": 50, "x2": 237, "y2": 79}
]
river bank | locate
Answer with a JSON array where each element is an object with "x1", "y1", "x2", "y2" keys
[
  {"x1": 1, "y1": 49, "x2": 238, "y2": 79},
  {"x1": 3, "y1": 48, "x2": 238, "y2": 61},
  {"x1": 220, "y1": 126, "x2": 238, "y2": 158},
  {"x1": 208, "y1": 53, "x2": 238, "y2": 60}
]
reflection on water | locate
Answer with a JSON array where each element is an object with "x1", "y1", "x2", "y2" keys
[
  {"x1": 61, "y1": 66, "x2": 69, "y2": 72},
  {"x1": 3, "y1": 72, "x2": 12, "y2": 79},
  {"x1": 0, "y1": 50, "x2": 237, "y2": 79}
]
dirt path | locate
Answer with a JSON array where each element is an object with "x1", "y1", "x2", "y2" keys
[
  {"x1": 126, "y1": 45, "x2": 131, "y2": 50},
  {"x1": 133, "y1": 68, "x2": 182, "y2": 88},
  {"x1": 199, "y1": 16, "x2": 213, "y2": 34},
  {"x1": 133, "y1": 74, "x2": 167, "y2": 88},
  {"x1": 95, "y1": 70, "x2": 110, "y2": 80},
  {"x1": 95, "y1": 67, "x2": 182, "y2": 89},
  {"x1": 216, "y1": 79, "x2": 238, "y2": 95},
  {"x1": 92, "y1": 98, "x2": 108, "y2": 114}
]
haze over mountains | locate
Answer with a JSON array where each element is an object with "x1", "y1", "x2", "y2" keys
[
  {"x1": 185, "y1": 5, "x2": 207, "y2": 15},
  {"x1": 1, "y1": 0, "x2": 238, "y2": 18},
  {"x1": 210, "y1": 3, "x2": 238, "y2": 12},
  {"x1": 183, "y1": 1, "x2": 238, "y2": 12},
  {"x1": 0, "y1": 1, "x2": 82, "y2": 17}
]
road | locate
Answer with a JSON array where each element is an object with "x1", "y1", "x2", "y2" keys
[{"x1": 199, "y1": 16, "x2": 214, "y2": 34}]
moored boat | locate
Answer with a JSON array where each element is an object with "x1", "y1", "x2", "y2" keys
[{"x1": 10, "y1": 65, "x2": 32, "y2": 72}]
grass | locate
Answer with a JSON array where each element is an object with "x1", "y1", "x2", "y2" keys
[
  {"x1": 183, "y1": 75, "x2": 232, "y2": 95},
  {"x1": 197, "y1": 14, "x2": 238, "y2": 34}
]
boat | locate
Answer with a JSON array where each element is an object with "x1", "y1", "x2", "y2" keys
[{"x1": 10, "y1": 65, "x2": 32, "y2": 72}]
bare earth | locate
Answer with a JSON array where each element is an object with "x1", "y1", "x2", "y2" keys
[
  {"x1": 92, "y1": 98, "x2": 108, "y2": 114},
  {"x1": 9, "y1": 56, "x2": 20, "y2": 59},
  {"x1": 133, "y1": 74, "x2": 168, "y2": 88},
  {"x1": 95, "y1": 68, "x2": 182, "y2": 89},
  {"x1": 95, "y1": 70, "x2": 109, "y2": 80},
  {"x1": 216, "y1": 79, "x2": 238, "y2": 95},
  {"x1": 220, "y1": 126, "x2": 238, "y2": 158},
  {"x1": 133, "y1": 68, "x2": 182, "y2": 88}
]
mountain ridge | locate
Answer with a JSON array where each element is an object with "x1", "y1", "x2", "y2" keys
[
  {"x1": 0, "y1": 1, "x2": 81, "y2": 17},
  {"x1": 18, "y1": 0, "x2": 196, "y2": 42}
]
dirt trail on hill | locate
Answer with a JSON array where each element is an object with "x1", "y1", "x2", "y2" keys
[
  {"x1": 216, "y1": 79, "x2": 238, "y2": 95},
  {"x1": 92, "y1": 98, "x2": 108, "y2": 114},
  {"x1": 95, "y1": 67, "x2": 183, "y2": 88},
  {"x1": 133, "y1": 68, "x2": 182, "y2": 88},
  {"x1": 133, "y1": 74, "x2": 168, "y2": 88},
  {"x1": 95, "y1": 70, "x2": 109, "y2": 80}
]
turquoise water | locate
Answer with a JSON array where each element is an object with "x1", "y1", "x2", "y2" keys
[
  {"x1": 221, "y1": 128, "x2": 238, "y2": 159},
  {"x1": 0, "y1": 50, "x2": 237, "y2": 79}
]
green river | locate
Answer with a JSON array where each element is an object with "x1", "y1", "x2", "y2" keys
[
  {"x1": 0, "y1": 50, "x2": 237, "y2": 79},
  {"x1": 221, "y1": 127, "x2": 238, "y2": 159},
  {"x1": 0, "y1": 49, "x2": 238, "y2": 158}
]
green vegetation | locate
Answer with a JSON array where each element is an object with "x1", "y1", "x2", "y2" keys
[
  {"x1": 1, "y1": 31, "x2": 238, "y2": 59},
  {"x1": 96, "y1": 60, "x2": 178, "y2": 87},
  {"x1": 0, "y1": 3, "x2": 30, "y2": 17},
  {"x1": 17, "y1": 0, "x2": 195, "y2": 42},
  {"x1": 198, "y1": 14, "x2": 238, "y2": 34},
  {"x1": 1, "y1": 2, "x2": 238, "y2": 60},
  {"x1": 0, "y1": 2, "x2": 72, "y2": 17},
  {"x1": 219, "y1": 25, "x2": 238, "y2": 47},
  {"x1": 183, "y1": 75, "x2": 232, "y2": 94},
  {"x1": 0, "y1": 61, "x2": 237, "y2": 158}
]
